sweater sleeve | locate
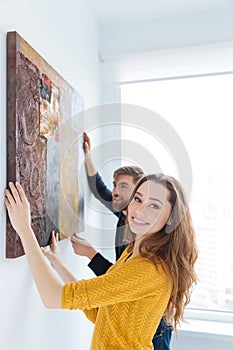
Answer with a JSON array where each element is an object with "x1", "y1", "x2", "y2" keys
[
  {"x1": 88, "y1": 253, "x2": 113, "y2": 276},
  {"x1": 82, "y1": 308, "x2": 99, "y2": 324},
  {"x1": 87, "y1": 172, "x2": 119, "y2": 217},
  {"x1": 62, "y1": 257, "x2": 172, "y2": 310}
]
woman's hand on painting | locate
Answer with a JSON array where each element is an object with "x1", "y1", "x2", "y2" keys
[
  {"x1": 43, "y1": 231, "x2": 77, "y2": 284},
  {"x1": 71, "y1": 233, "x2": 97, "y2": 260},
  {"x1": 42, "y1": 231, "x2": 61, "y2": 269},
  {"x1": 5, "y1": 182, "x2": 32, "y2": 238}
]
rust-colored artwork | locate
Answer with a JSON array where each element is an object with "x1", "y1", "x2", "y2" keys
[{"x1": 6, "y1": 31, "x2": 84, "y2": 258}]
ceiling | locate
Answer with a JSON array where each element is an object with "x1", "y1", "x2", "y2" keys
[{"x1": 87, "y1": 0, "x2": 233, "y2": 24}]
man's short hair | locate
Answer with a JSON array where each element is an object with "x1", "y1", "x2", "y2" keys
[{"x1": 113, "y1": 166, "x2": 144, "y2": 184}]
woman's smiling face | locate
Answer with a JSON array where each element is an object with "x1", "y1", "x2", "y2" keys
[{"x1": 127, "y1": 180, "x2": 172, "y2": 237}]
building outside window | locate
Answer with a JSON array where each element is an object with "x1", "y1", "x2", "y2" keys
[{"x1": 121, "y1": 74, "x2": 233, "y2": 314}]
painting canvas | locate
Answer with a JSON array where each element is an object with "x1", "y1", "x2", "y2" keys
[{"x1": 6, "y1": 31, "x2": 84, "y2": 258}]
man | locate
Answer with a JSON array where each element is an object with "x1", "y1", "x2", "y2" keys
[{"x1": 71, "y1": 132, "x2": 173, "y2": 349}]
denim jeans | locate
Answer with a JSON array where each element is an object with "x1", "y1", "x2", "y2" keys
[{"x1": 152, "y1": 317, "x2": 173, "y2": 350}]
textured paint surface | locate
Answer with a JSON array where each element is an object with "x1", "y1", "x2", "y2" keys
[{"x1": 6, "y1": 31, "x2": 84, "y2": 258}]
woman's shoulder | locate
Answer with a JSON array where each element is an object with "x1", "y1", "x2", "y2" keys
[{"x1": 137, "y1": 254, "x2": 172, "y2": 280}]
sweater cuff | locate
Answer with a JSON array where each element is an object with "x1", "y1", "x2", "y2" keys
[
  {"x1": 88, "y1": 253, "x2": 113, "y2": 276},
  {"x1": 62, "y1": 280, "x2": 88, "y2": 310}
]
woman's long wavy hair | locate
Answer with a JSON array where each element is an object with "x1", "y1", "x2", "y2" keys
[{"x1": 125, "y1": 174, "x2": 198, "y2": 332}]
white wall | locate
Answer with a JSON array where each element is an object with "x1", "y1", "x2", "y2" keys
[
  {"x1": 0, "y1": 1, "x2": 101, "y2": 349},
  {"x1": 99, "y1": 9, "x2": 233, "y2": 350},
  {"x1": 100, "y1": 8, "x2": 233, "y2": 59},
  {"x1": 99, "y1": 6, "x2": 233, "y2": 103},
  {"x1": 1, "y1": 3, "x2": 233, "y2": 349}
]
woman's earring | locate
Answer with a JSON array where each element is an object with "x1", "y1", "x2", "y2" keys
[{"x1": 167, "y1": 218, "x2": 173, "y2": 226}]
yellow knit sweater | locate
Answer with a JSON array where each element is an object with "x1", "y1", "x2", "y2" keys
[{"x1": 62, "y1": 249, "x2": 172, "y2": 350}]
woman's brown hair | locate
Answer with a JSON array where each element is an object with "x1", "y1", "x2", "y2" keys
[{"x1": 125, "y1": 174, "x2": 198, "y2": 332}]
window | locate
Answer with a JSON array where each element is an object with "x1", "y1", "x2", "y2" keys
[{"x1": 121, "y1": 74, "x2": 233, "y2": 314}]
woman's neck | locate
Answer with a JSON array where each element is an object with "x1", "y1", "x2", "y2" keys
[{"x1": 131, "y1": 237, "x2": 143, "y2": 257}]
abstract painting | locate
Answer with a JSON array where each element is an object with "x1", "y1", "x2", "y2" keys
[{"x1": 6, "y1": 31, "x2": 84, "y2": 258}]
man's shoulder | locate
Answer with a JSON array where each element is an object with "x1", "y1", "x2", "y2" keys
[{"x1": 116, "y1": 211, "x2": 126, "y2": 224}]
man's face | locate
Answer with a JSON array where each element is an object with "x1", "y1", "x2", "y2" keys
[{"x1": 112, "y1": 174, "x2": 135, "y2": 212}]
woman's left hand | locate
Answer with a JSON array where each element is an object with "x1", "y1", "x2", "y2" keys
[
  {"x1": 42, "y1": 231, "x2": 61, "y2": 269},
  {"x1": 5, "y1": 182, "x2": 32, "y2": 238}
]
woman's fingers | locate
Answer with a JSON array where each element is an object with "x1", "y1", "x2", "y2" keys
[
  {"x1": 5, "y1": 189, "x2": 15, "y2": 207},
  {"x1": 51, "y1": 231, "x2": 59, "y2": 246},
  {"x1": 51, "y1": 231, "x2": 56, "y2": 243},
  {"x1": 15, "y1": 182, "x2": 29, "y2": 205},
  {"x1": 41, "y1": 247, "x2": 52, "y2": 260},
  {"x1": 5, "y1": 182, "x2": 28, "y2": 207},
  {"x1": 41, "y1": 247, "x2": 47, "y2": 256},
  {"x1": 9, "y1": 182, "x2": 21, "y2": 203},
  {"x1": 4, "y1": 196, "x2": 11, "y2": 209}
]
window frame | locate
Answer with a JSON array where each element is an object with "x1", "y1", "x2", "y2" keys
[{"x1": 117, "y1": 43, "x2": 233, "y2": 324}]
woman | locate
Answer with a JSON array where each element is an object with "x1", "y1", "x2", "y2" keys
[{"x1": 5, "y1": 174, "x2": 198, "y2": 350}]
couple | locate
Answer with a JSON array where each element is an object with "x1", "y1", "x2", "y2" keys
[{"x1": 5, "y1": 133, "x2": 198, "y2": 350}]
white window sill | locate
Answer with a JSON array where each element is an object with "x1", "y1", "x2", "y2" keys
[{"x1": 178, "y1": 319, "x2": 233, "y2": 341}]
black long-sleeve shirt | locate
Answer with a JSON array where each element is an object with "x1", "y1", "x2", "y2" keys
[{"x1": 87, "y1": 172, "x2": 127, "y2": 276}]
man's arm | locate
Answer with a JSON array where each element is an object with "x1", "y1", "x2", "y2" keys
[
  {"x1": 87, "y1": 172, "x2": 114, "y2": 212},
  {"x1": 83, "y1": 132, "x2": 117, "y2": 214},
  {"x1": 88, "y1": 253, "x2": 113, "y2": 276}
]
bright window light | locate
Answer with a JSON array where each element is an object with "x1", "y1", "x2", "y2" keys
[{"x1": 121, "y1": 74, "x2": 233, "y2": 313}]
